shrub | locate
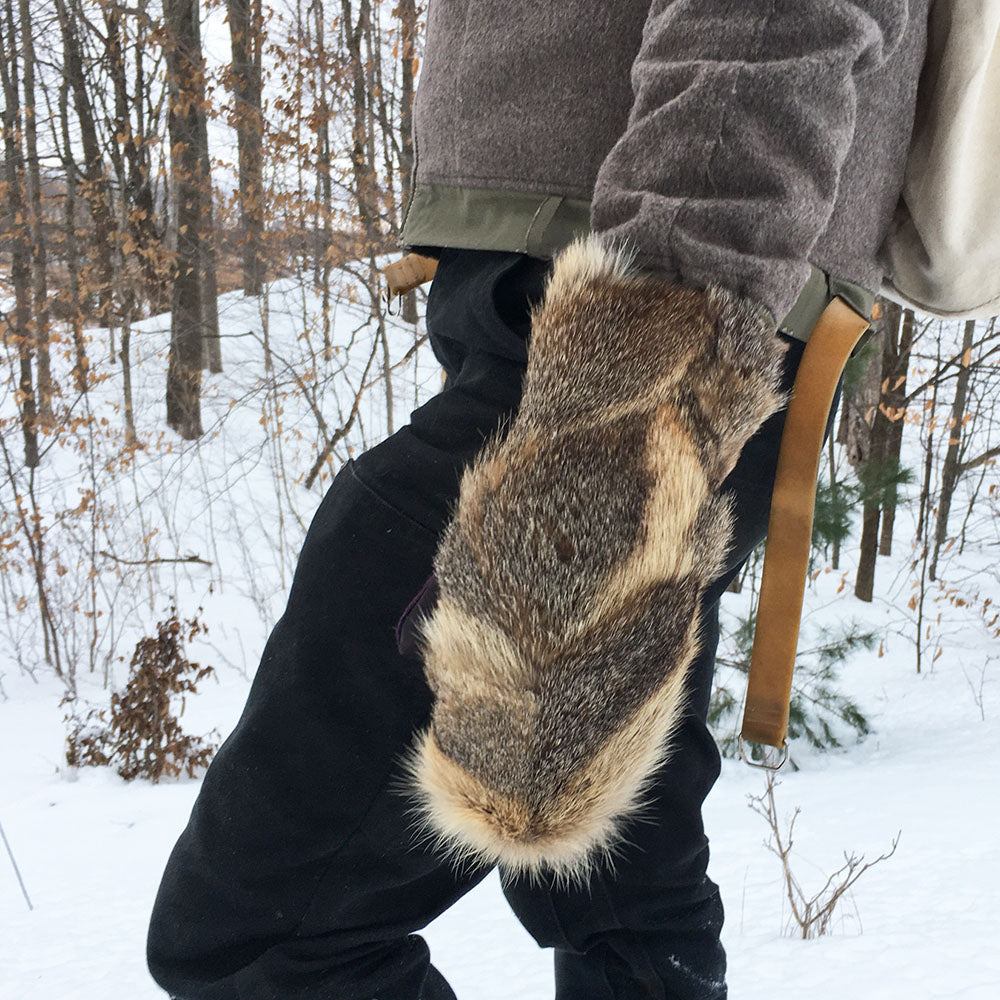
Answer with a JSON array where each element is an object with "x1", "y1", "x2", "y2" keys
[
  {"x1": 65, "y1": 610, "x2": 217, "y2": 781},
  {"x1": 710, "y1": 609, "x2": 875, "y2": 763},
  {"x1": 748, "y1": 773, "x2": 899, "y2": 938}
]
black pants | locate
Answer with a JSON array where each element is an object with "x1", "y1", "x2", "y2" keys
[{"x1": 148, "y1": 249, "x2": 810, "y2": 1000}]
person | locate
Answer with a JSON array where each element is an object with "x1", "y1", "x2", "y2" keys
[{"x1": 147, "y1": 2, "x2": 931, "y2": 997}]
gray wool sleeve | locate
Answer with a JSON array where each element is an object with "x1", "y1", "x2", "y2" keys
[{"x1": 590, "y1": 0, "x2": 911, "y2": 323}]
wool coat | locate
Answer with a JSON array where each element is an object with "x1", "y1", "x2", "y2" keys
[{"x1": 401, "y1": 0, "x2": 932, "y2": 332}]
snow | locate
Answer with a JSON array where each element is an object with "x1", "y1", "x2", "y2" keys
[
  {"x1": 2, "y1": 641, "x2": 997, "y2": 999},
  {"x1": 1, "y1": 285, "x2": 998, "y2": 999}
]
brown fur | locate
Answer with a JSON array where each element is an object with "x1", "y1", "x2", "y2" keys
[{"x1": 409, "y1": 238, "x2": 787, "y2": 879}]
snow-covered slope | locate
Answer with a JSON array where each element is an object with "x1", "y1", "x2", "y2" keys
[
  {"x1": 1, "y1": 286, "x2": 997, "y2": 999},
  {"x1": 2, "y1": 638, "x2": 997, "y2": 999}
]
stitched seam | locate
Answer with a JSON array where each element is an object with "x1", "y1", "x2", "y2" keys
[
  {"x1": 521, "y1": 198, "x2": 550, "y2": 255},
  {"x1": 347, "y1": 461, "x2": 439, "y2": 537},
  {"x1": 414, "y1": 172, "x2": 595, "y2": 201},
  {"x1": 287, "y1": 754, "x2": 409, "y2": 941}
]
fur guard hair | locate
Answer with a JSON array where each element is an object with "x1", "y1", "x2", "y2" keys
[{"x1": 408, "y1": 237, "x2": 787, "y2": 880}]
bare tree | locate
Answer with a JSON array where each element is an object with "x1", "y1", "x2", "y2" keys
[
  {"x1": 930, "y1": 319, "x2": 977, "y2": 580},
  {"x1": 56, "y1": 0, "x2": 117, "y2": 326},
  {"x1": 851, "y1": 311, "x2": 893, "y2": 602},
  {"x1": 163, "y1": 0, "x2": 207, "y2": 438},
  {"x1": 0, "y1": 0, "x2": 39, "y2": 466},
  {"x1": 103, "y1": 0, "x2": 167, "y2": 312},
  {"x1": 16, "y1": 0, "x2": 55, "y2": 426},
  {"x1": 57, "y1": 72, "x2": 89, "y2": 393},
  {"x1": 227, "y1": 0, "x2": 265, "y2": 294},
  {"x1": 748, "y1": 774, "x2": 899, "y2": 939},
  {"x1": 196, "y1": 71, "x2": 222, "y2": 374},
  {"x1": 341, "y1": 0, "x2": 381, "y2": 250},
  {"x1": 396, "y1": 0, "x2": 418, "y2": 322},
  {"x1": 877, "y1": 307, "x2": 916, "y2": 555}
]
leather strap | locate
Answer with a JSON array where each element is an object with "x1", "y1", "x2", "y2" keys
[
  {"x1": 741, "y1": 297, "x2": 871, "y2": 753},
  {"x1": 383, "y1": 252, "x2": 439, "y2": 298}
]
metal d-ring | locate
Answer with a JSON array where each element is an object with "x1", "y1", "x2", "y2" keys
[
  {"x1": 383, "y1": 284, "x2": 401, "y2": 317},
  {"x1": 738, "y1": 736, "x2": 789, "y2": 771}
]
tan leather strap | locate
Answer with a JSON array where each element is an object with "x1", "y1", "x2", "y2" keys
[
  {"x1": 383, "y1": 253, "x2": 439, "y2": 298},
  {"x1": 741, "y1": 297, "x2": 871, "y2": 754}
]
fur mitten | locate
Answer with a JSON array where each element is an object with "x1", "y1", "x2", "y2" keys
[{"x1": 408, "y1": 238, "x2": 787, "y2": 879}]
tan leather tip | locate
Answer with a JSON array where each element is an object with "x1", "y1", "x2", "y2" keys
[{"x1": 383, "y1": 253, "x2": 439, "y2": 298}]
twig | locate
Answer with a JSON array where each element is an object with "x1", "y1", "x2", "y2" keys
[
  {"x1": 963, "y1": 658, "x2": 992, "y2": 722},
  {"x1": 747, "y1": 773, "x2": 899, "y2": 938},
  {"x1": 99, "y1": 551, "x2": 211, "y2": 567},
  {"x1": 0, "y1": 816, "x2": 33, "y2": 911}
]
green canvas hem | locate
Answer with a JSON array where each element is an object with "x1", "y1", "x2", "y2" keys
[{"x1": 399, "y1": 181, "x2": 875, "y2": 343}]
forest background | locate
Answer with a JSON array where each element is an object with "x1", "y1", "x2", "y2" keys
[
  {"x1": 0, "y1": 0, "x2": 995, "y2": 735},
  {"x1": 0, "y1": 3, "x2": 998, "y2": 997}
]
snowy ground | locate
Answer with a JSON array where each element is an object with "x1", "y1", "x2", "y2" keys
[
  {"x1": 2, "y1": 601, "x2": 997, "y2": 1000},
  {"x1": 1, "y1": 286, "x2": 998, "y2": 998}
]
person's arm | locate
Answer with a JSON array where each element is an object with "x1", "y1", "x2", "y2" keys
[{"x1": 591, "y1": 0, "x2": 909, "y2": 323}]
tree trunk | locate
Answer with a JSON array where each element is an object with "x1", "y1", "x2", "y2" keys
[
  {"x1": 105, "y1": 0, "x2": 165, "y2": 315},
  {"x1": 134, "y1": 0, "x2": 168, "y2": 312},
  {"x1": 105, "y1": 1, "x2": 143, "y2": 426},
  {"x1": 878, "y1": 307, "x2": 915, "y2": 555},
  {"x1": 342, "y1": 0, "x2": 380, "y2": 252},
  {"x1": 226, "y1": 0, "x2": 265, "y2": 295},
  {"x1": 17, "y1": 0, "x2": 54, "y2": 427},
  {"x1": 841, "y1": 337, "x2": 883, "y2": 469},
  {"x1": 0, "y1": 1, "x2": 38, "y2": 466},
  {"x1": 56, "y1": 0, "x2": 117, "y2": 325},
  {"x1": 309, "y1": 0, "x2": 334, "y2": 353},
  {"x1": 929, "y1": 319, "x2": 976, "y2": 580},
  {"x1": 853, "y1": 315, "x2": 896, "y2": 603},
  {"x1": 913, "y1": 343, "x2": 941, "y2": 677},
  {"x1": 829, "y1": 432, "x2": 841, "y2": 570},
  {"x1": 397, "y1": 0, "x2": 418, "y2": 323},
  {"x1": 58, "y1": 75, "x2": 89, "y2": 393},
  {"x1": 854, "y1": 498, "x2": 881, "y2": 602},
  {"x1": 164, "y1": 0, "x2": 205, "y2": 439},
  {"x1": 195, "y1": 77, "x2": 221, "y2": 373},
  {"x1": 120, "y1": 321, "x2": 138, "y2": 448},
  {"x1": 916, "y1": 340, "x2": 942, "y2": 542}
]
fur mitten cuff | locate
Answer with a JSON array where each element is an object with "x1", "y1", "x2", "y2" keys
[{"x1": 408, "y1": 238, "x2": 787, "y2": 879}]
